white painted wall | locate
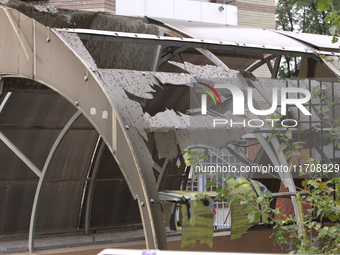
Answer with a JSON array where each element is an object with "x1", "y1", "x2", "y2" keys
[{"x1": 116, "y1": 0, "x2": 237, "y2": 25}]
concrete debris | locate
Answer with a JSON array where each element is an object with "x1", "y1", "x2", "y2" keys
[
  {"x1": 33, "y1": 5, "x2": 59, "y2": 14},
  {"x1": 54, "y1": 27, "x2": 340, "y2": 158},
  {"x1": 106, "y1": 70, "x2": 160, "y2": 99},
  {"x1": 168, "y1": 61, "x2": 240, "y2": 79},
  {"x1": 152, "y1": 72, "x2": 192, "y2": 86},
  {"x1": 97, "y1": 69, "x2": 150, "y2": 140},
  {"x1": 94, "y1": 63, "x2": 253, "y2": 159}
]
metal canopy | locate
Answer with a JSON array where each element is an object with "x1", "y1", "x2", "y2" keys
[
  {"x1": 66, "y1": 28, "x2": 337, "y2": 57},
  {"x1": 275, "y1": 30, "x2": 340, "y2": 51},
  {"x1": 0, "y1": 6, "x2": 166, "y2": 252},
  {"x1": 1, "y1": 4, "x2": 340, "y2": 254},
  {"x1": 147, "y1": 17, "x2": 317, "y2": 51}
]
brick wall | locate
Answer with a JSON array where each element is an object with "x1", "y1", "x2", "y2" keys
[{"x1": 247, "y1": 138, "x2": 262, "y2": 162}]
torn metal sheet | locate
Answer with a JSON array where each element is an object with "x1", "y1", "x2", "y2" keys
[
  {"x1": 56, "y1": 31, "x2": 97, "y2": 69},
  {"x1": 153, "y1": 131, "x2": 178, "y2": 160},
  {"x1": 96, "y1": 69, "x2": 150, "y2": 140},
  {"x1": 96, "y1": 66, "x2": 250, "y2": 157},
  {"x1": 110, "y1": 70, "x2": 161, "y2": 99},
  {"x1": 95, "y1": 65, "x2": 253, "y2": 160},
  {"x1": 144, "y1": 109, "x2": 251, "y2": 159},
  {"x1": 152, "y1": 72, "x2": 192, "y2": 85}
]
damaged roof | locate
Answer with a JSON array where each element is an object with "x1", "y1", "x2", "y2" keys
[{"x1": 0, "y1": 2, "x2": 340, "y2": 252}]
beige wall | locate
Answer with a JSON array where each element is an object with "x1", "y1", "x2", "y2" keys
[
  {"x1": 191, "y1": 0, "x2": 275, "y2": 29},
  {"x1": 236, "y1": 0, "x2": 275, "y2": 77},
  {"x1": 25, "y1": 0, "x2": 275, "y2": 29},
  {"x1": 190, "y1": 0, "x2": 276, "y2": 77}
]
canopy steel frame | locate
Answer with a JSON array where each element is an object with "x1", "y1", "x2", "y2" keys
[
  {"x1": 0, "y1": 6, "x2": 167, "y2": 251},
  {"x1": 0, "y1": 89, "x2": 41, "y2": 178},
  {"x1": 28, "y1": 110, "x2": 82, "y2": 252},
  {"x1": 2, "y1": 6, "x2": 339, "y2": 252},
  {"x1": 152, "y1": 31, "x2": 165, "y2": 71},
  {"x1": 84, "y1": 137, "x2": 105, "y2": 235},
  {"x1": 65, "y1": 29, "x2": 336, "y2": 58},
  {"x1": 155, "y1": 159, "x2": 170, "y2": 190},
  {"x1": 246, "y1": 55, "x2": 276, "y2": 73},
  {"x1": 272, "y1": 55, "x2": 282, "y2": 79},
  {"x1": 158, "y1": 47, "x2": 188, "y2": 67},
  {"x1": 0, "y1": 131, "x2": 42, "y2": 178}
]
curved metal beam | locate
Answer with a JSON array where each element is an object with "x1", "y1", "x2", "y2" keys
[
  {"x1": 159, "y1": 47, "x2": 188, "y2": 67},
  {"x1": 28, "y1": 110, "x2": 81, "y2": 252},
  {"x1": 246, "y1": 54, "x2": 276, "y2": 73},
  {"x1": 272, "y1": 55, "x2": 282, "y2": 78},
  {"x1": 84, "y1": 137, "x2": 104, "y2": 235},
  {"x1": 156, "y1": 159, "x2": 170, "y2": 190},
  {"x1": 196, "y1": 48, "x2": 230, "y2": 71},
  {"x1": 78, "y1": 135, "x2": 102, "y2": 229}
]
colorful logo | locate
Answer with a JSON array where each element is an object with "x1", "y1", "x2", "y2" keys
[
  {"x1": 197, "y1": 82, "x2": 222, "y2": 115},
  {"x1": 199, "y1": 83, "x2": 311, "y2": 116}
]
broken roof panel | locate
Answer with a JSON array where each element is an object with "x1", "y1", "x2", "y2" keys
[
  {"x1": 56, "y1": 31, "x2": 97, "y2": 69},
  {"x1": 148, "y1": 17, "x2": 314, "y2": 51},
  {"x1": 275, "y1": 30, "x2": 340, "y2": 51},
  {"x1": 144, "y1": 109, "x2": 251, "y2": 159}
]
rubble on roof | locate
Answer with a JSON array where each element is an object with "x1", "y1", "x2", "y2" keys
[
  {"x1": 169, "y1": 61, "x2": 240, "y2": 79},
  {"x1": 55, "y1": 24, "x2": 340, "y2": 160}
]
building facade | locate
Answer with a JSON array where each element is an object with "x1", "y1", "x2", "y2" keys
[{"x1": 23, "y1": 0, "x2": 275, "y2": 29}]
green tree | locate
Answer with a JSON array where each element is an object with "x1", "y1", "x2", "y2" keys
[{"x1": 275, "y1": 0, "x2": 339, "y2": 78}]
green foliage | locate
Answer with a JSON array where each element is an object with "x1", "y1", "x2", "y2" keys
[
  {"x1": 318, "y1": 0, "x2": 340, "y2": 42},
  {"x1": 276, "y1": 0, "x2": 340, "y2": 78},
  {"x1": 197, "y1": 83, "x2": 340, "y2": 253}
]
